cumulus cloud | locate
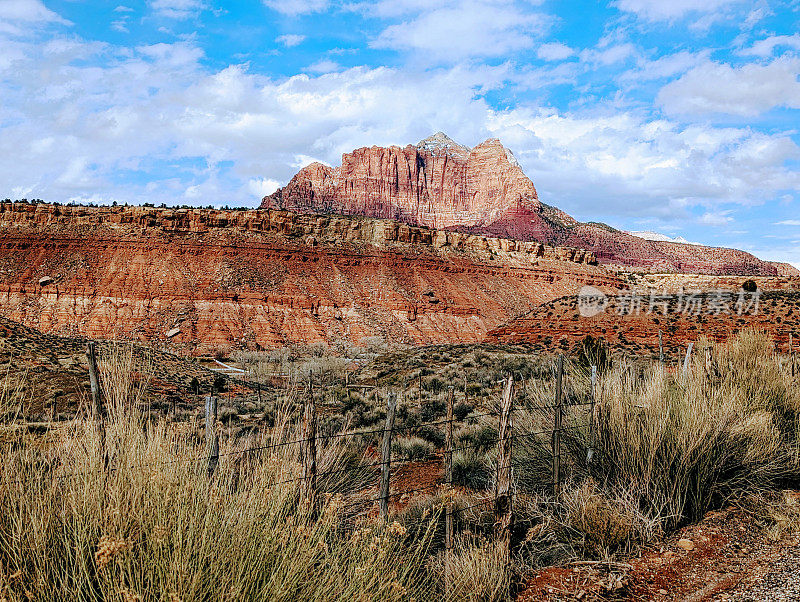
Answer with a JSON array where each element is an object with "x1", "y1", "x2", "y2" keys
[
  {"x1": 485, "y1": 109, "x2": 800, "y2": 219},
  {"x1": 657, "y1": 56, "x2": 800, "y2": 116}
]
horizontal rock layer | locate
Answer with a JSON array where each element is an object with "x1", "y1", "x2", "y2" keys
[{"x1": 0, "y1": 202, "x2": 619, "y2": 355}]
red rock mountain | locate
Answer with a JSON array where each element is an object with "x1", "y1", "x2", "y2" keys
[{"x1": 263, "y1": 133, "x2": 782, "y2": 276}]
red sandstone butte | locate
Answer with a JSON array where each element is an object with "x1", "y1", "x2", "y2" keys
[
  {"x1": 264, "y1": 133, "x2": 781, "y2": 276},
  {"x1": 0, "y1": 201, "x2": 620, "y2": 355}
]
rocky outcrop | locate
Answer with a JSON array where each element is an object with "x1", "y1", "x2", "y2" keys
[
  {"x1": 264, "y1": 133, "x2": 782, "y2": 276},
  {"x1": 0, "y1": 201, "x2": 619, "y2": 355}
]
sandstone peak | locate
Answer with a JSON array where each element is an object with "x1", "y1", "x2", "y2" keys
[
  {"x1": 416, "y1": 132, "x2": 471, "y2": 159},
  {"x1": 262, "y1": 133, "x2": 541, "y2": 230}
]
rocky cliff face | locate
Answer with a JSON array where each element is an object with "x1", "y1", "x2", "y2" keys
[
  {"x1": 264, "y1": 133, "x2": 575, "y2": 233},
  {"x1": 264, "y1": 133, "x2": 781, "y2": 276},
  {"x1": 0, "y1": 202, "x2": 618, "y2": 355}
]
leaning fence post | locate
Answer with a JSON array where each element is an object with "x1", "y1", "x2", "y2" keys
[
  {"x1": 495, "y1": 375, "x2": 514, "y2": 586},
  {"x1": 682, "y1": 342, "x2": 694, "y2": 377},
  {"x1": 445, "y1": 386, "x2": 455, "y2": 599},
  {"x1": 552, "y1": 356, "x2": 564, "y2": 495},
  {"x1": 379, "y1": 390, "x2": 398, "y2": 521},
  {"x1": 301, "y1": 377, "x2": 317, "y2": 510},
  {"x1": 205, "y1": 395, "x2": 219, "y2": 477}
]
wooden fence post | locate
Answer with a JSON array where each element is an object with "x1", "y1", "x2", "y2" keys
[
  {"x1": 86, "y1": 342, "x2": 107, "y2": 468},
  {"x1": 682, "y1": 342, "x2": 694, "y2": 377},
  {"x1": 704, "y1": 346, "x2": 715, "y2": 381},
  {"x1": 301, "y1": 377, "x2": 317, "y2": 510},
  {"x1": 791, "y1": 333, "x2": 796, "y2": 378},
  {"x1": 495, "y1": 375, "x2": 514, "y2": 587},
  {"x1": 445, "y1": 386, "x2": 455, "y2": 599},
  {"x1": 587, "y1": 365, "x2": 597, "y2": 464},
  {"x1": 206, "y1": 395, "x2": 219, "y2": 477},
  {"x1": 658, "y1": 329, "x2": 664, "y2": 364},
  {"x1": 552, "y1": 356, "x2": 564, "y2": 495},
  {"x1": 86, "y1": 342, "x2": 102, "y2": 421},
  {"x1": 379, "y1": 390, "x2": 398, "y2": 521}
]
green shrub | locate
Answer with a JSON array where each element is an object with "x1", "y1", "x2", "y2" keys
[{"x1": 452, "y1": 451, "x2": 491, "y2": 490}]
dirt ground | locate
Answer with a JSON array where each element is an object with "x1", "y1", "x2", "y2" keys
[{"x1": 518, "y1": 501, "x2": 800, "y2": 601}]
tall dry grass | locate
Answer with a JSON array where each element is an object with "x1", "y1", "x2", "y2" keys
[{"x1": 0, "y1": 346, "x2": 435, "y2": 601}]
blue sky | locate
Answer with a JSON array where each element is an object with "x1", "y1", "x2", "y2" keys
[{"x1": 1, "y1": 0, "x2": 799, "y2": 267}]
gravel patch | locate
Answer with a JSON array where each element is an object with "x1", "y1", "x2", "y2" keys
[{"x1": 724, "y1": 543, "x2": 800, "y2": 602}]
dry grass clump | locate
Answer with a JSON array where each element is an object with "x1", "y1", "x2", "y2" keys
[
  {"x1": 585, "y1": 329, "x2": 800, "y2": 530},
  {"x1": 431, "y1": 535, "x2": 510, "y2": 602}
]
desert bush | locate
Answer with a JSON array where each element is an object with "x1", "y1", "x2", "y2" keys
[
  {"x1": 452, "y1": 451, "x2": 491, "y2": 490},
  {"x1": 456, "y1": 423, "x2": 498, "y2": 453},
  {"x1": 454, "y1": 402, "x2": 473, "y2": 421},
  {"x1": 392, "y1": 436, "x2": 435, "y2": 461},
  {"x1": 578, "y1": 330, "x2": 800, "y2": 529},
  {"x1": 416, "y1": 424, "x2": 446, "y2": 447},
  {"x1": 420, "y1": 398, "x2": 446, "y2": 422}
]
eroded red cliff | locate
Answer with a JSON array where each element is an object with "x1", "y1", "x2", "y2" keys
[{"x1": 0, "y1": 201, "x2": 619, "y2": 355}]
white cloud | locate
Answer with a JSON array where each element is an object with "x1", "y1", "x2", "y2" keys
[
  {"x1": 305, "y1": 59, "x2": 339, "y2": 73},
  {"x1": 0, "y1": 0, "x2": 67, "y2": 23},
  {"x1": 263, "y1": 0, "x2": 329, "y2": 15},
  {"x1": 536, "y1": 42, "x2": 574, "y2": 61},
  {"x1": 275, "y1": 34, "x2": 306, "y2": 47},
  {"x1": 580, "y1": 42, "x2": 637, "y2": 66},
  {"x1": 0, "y1": 20, "x2": 797, "y2": 219},
  {"x1": 248, "y1": 178, "x2": 281, "y2": 197},
  {"x1": 657, "y1": 56, "x2": 800, "y2": 116},
  {"x1": 371, "y1": 1, "x2": 549, "y2": 61},
  {"x1": 620, "y1": 50, "x2": 708, "y2": 82},
  {"x1": 613, "y1": 0, "x2": 743, "y2": 22},
  {"x1": 0, "y1": 0, "x2": 69, "y2": 34},
  {"x1": 740, "y1": 34, "x2": 800, "y2": 57},
  {"x1": 149, "y1": 0, "x2": 207, "y2": 19},
  {"x1": 485, "y1": 109, "x2": 800, "y2": 220},
  {"x1": 114, "y1": 5, "x2": 134, "y2": 12},
  {"x1": 698, "y1": 211, "x2": 733, "y2": 226},
  {"x1": 776, "y1": 220, "x2": 800, "y2": 226}
]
